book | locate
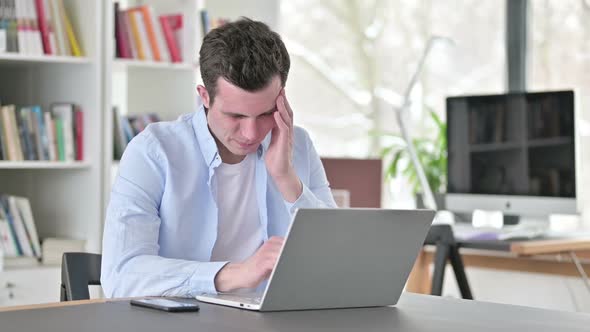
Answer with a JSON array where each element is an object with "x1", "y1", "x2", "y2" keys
[
  {"x1": 42, "y1": 0, "x2": 57, "y2": 54},
  {"x1": 159, "y1": 15, "x2": 181, "y2": 62},
  {"x1": 44, "y1": 110, "x2": 57, "y2": 160},
  {"x1": 127, "y1": 9, "x2": 146, "y2": 60},
  {"x1": 32, "y1": 105, "x2": 49, "y2": 160},
  {"x1": 14, "y1": 196, "x2": 41, "y2": 257},
  {"x1": 74, "y1": 105, "x2": 83, "y2": 160},
  {"x1": 26, "y1": 0, "x2": 43, "y2": 55},
  {"x1": 114, "y1": 2, "x2": 132, "y2": 59},
  {"x1": 0, "y1": 0, "x2": 7, "y2": 52},
  {"x1": 2, "y1": 105, "x2": 24, "y2": 161},
  {"x1": 51, "y1": 103, "x2": 74, "y2": 161},
  {"x1": 56, "y1": 0, "x2": 81, "y2": 56},
  {"x1": 48, "y1": 0, "x2": 68, "y2": 55},
  {"x1": 144, "y1": 5, "x2": 169, "y2": 62},
  {"x1": 0, "y1": 208, "x2": 19, "y2": 257},
  {"x1": 34, "y1": 0, "x2": 52, "y2": 54},
  {"x1": 136, "y1": 5, "x2": 162, "y2": 61},
  {"x1": 6, "y1": 196, "x2": 34, "y2": 256}
]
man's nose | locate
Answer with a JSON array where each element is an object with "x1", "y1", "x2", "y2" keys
[{"x1": 242, "y1": 118, "x2": 258, "y2": 141}]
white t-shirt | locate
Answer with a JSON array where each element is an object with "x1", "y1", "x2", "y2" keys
[{"x1": 210, "y1": 153, "x2": 263, "y2": 262}]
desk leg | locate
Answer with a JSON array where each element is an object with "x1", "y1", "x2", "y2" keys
[
  {"x1": 406, "y1": 250, "x2": 431, "y2": 294},
  {"x1": 569, "y1": 251, "x2": 590, "y2": 293}
]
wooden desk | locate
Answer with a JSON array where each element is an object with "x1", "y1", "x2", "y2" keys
[
  {"x1": 2, "y1": 293, "x2": 590, "y2": 331},
  {"x1": 407, "y1": 237, "x2": 590, "y2": 294}
]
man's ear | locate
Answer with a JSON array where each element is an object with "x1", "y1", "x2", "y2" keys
[{"x1": 197, "y1": 85, "x2": 210, "y2": 109}]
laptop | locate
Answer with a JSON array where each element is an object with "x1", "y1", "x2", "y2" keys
[{"x1": 196, "y1": 208, "x2": 435, "y2": 311}]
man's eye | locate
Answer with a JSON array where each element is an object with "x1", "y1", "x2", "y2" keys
[{"x1": 231, "y1": 114, "x2": 245, "y2": 119}]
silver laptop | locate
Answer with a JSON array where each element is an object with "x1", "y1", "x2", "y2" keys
[{"x1": 196, "y1": 208, "x2": 435, "y2": 311}]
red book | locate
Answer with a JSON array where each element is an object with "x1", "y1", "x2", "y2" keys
[
  {"x1": 34, "y1": 0, "x2": 52, "y2": 54},
  {"x1": 115, "y1": 6, "x2": 132, "y2": 58},
  {"x1": 158, "y1": 15, "x2": 181, "y2": 62},
  {"x1": 74, "y1": 107, "x2": 83, "y2": 161}
]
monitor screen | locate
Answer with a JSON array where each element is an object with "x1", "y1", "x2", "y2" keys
[{"x1": 446, "y1": 90, "x2": 575, "y2": 199}]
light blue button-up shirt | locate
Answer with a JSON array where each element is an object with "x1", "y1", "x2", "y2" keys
[{"x1": 101, "y1": 107, "x2": 337, "y2": 298}]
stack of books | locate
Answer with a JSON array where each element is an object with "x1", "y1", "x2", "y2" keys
[
  {"x1": 0, "y1": 194, "x2": 41, "y2": 263},
  {"x1": 113, "y1": 107, "x2": 160, "y2": 160},
  {"x1": 0, "y1": 0, "x2": 82, "y2": 56},
  {"x1": 114, "y1": 3, "x2": 188, "y2": 63},
  {"x1": 0, "y1": 102, "x2": 83, "y2": 162}
]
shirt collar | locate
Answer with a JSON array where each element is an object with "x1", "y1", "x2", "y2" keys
[
  {"x1": 193, "y1": 105, "x2": 274, "y2": 165},
  {"x1": 193, "y1": 105, "x2": 220, "y2": 167}
]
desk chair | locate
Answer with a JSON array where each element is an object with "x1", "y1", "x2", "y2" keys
[
  {"x1": 60, "y1": 252, "x2": 102, "y2": 301},
  {"x1": 425, "y1": 224, "x2": 473, "y2": 299}
]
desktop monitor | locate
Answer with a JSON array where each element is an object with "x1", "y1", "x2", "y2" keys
[{"x1": 445, "y1": 90, "x2": 577, "y2": 220}]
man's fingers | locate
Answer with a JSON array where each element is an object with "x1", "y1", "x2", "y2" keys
[
  {"x1": 276, "y1": 95, "x2": 292, "y2": 128},
  {"x1": 282, "y1": 90, "x2": 294, "y2": 119},
  {"x1": 274, "y1": 109, "x2": 289, "y2": 132}
]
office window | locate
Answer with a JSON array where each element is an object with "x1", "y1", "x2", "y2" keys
[
  {"x1": 529, "y1": 0, "x2": 590, "y2": 114},
  {"x1": 279, "y1": 0, "x2": 505, "y2": 157},
  {"x1": 529, "y1": 0, "x2": 590, "y2": 211}
]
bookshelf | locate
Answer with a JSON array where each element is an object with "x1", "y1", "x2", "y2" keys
[
  {"x1": 102, "y1": 0, "x2": 278, "y2": 212},
  {"x1": 0, "y1": 161, "x2": 90, "y2": 169},
  {"x1": 0, "y1": 54, "x2": 92, "y2": 65},
  {"x1": 0, "y1": 0, "x2": 103, "y2": 306}
]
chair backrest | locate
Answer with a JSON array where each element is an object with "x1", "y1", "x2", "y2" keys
[
  {"x1": 60, "y1": 252, "x2": 102, "y2": 301},
  {"x1": 424, "y1": 224, "x2": 456, "y2": 246},
  {"x1": 320, "y1": 158, "x2": 382, "y2": 208}
]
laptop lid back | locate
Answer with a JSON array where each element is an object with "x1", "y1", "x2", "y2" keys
[{"x1": 260, "y1": 208, "x2": 435, "y2": 311}]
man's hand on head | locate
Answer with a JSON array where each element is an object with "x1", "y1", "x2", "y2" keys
[
  {"x1": 264, "y1": 89, "x2": 303, "y2": 203},
  {"x1": 214, "y1": 236, "x2": 285, "y2": 292}
]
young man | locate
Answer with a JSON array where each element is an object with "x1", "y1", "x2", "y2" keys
[{"x1": 101, "y1": 18, "x2": 337, "y2": 297}]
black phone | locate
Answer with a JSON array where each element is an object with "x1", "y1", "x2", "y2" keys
[{"x1": 130, "y1": 298, "x2": 200, "y2": 312}]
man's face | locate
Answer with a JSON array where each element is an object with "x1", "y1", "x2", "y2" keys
[{"x1": 198, "y1": 76, "x2": 282, "y2": 162}]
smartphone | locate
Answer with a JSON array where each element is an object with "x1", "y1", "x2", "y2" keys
[{"x1": 130, "y1": 298, "x2": 200, "y2": 312}]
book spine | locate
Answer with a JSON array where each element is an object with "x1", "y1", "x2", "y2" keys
[
  {"x1": 42, "y1": 0, "x2": 57, "y2": 54},
  {"x1": 26, "y1": 0, "x2": 43, "y2": 55},
  {"x1": 32, "y1": 106, "x2": 49, "y2": 160},
  {"x1": 44, "y1": 110, "x2": 57, "y2": 161},
  {"x1": 139, "y1": 6, "x2": 161, "y2": 61},
  {"x1": 57, "y1": 0, "x2": 81, "y2": 56},
  {"x1": 55, "y1": 116, "x2": 64, "y2": 161},
  {"x1": 7, "y1": 105, "x2": 24, "y2": 160},
  {"x1": 127, "y1": 10, "x2": 145, "y2": 60},
  {"x1": 17, "y1": 107, "x2": 34, "y2": 160},
  {"x1": 74, "y1": 106, "x2": 83, "y2": 161},
  {"x1": 131, "y1": 10, "x2": 152, "y2": 60},
  {"x1": 159, "y1": 16, "x2": 181, "y2": 63},
  {"x1": 0, "y1": 196, "x2": 23, "y2": 256},
  {"x1": 48, "y1": 0, "x2": 68, "y2": 55},
  {"x1": 34, "y1": 0, "x2": 52, "y2": 54},
  {"x1": 14, "y1": 197, "x2": 41, "y2": 258}
]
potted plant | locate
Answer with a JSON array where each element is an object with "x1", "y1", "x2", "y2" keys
[{"x1": 378, "y1": 110, "x2": 447, "y2": 208}]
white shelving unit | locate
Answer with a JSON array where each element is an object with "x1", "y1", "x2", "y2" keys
[
  {"x1": 0, "y1": 54, "x2": 93, "y2": 65},
  {"x1": 0, "y1": 162, "x2": 91, "y2": 169},
  {"x1": 0, "y1": 0, "x2": 104, "y2": 305}
]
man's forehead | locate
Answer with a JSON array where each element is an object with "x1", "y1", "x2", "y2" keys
[{"x1": 215, "y1": 77, "x2": 282, "y2": 115}]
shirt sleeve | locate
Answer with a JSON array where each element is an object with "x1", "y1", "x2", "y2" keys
[
  {"x1": 101, "y1": 132, "x2": 228, "y2": 298},
  {"x1": 284, "y1": 129, "x2": 338, "y2": 216}
]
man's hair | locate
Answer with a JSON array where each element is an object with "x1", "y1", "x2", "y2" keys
[{"x1": 199, "y1": 18, "x2": 290, "y2": 105}]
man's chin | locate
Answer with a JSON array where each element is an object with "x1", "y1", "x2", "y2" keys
[{"x1": 233, "y1": 142, "x2": 259, "y2": 153}]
